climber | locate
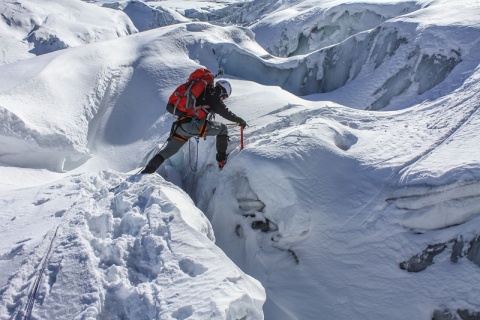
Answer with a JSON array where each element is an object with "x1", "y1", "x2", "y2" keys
[{"x1": 141, "y1": 78, "x2": 246, "y2": 174}]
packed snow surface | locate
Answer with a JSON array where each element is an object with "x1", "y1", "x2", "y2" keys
[{"x1": 1, "y1": 0, "x2": 480, "y2": 319}]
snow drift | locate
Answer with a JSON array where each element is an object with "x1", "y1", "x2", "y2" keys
[
  {"x1": 0, "y1": 171, "x2": 265, "y2": 319},
  {"x1": 0, "y1": 0, "x2": 137, "y2": 65}
]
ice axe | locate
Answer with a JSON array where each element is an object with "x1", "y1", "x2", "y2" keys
[{"x1": 227, "y1": 123, "x2": 245, "y2": 150}]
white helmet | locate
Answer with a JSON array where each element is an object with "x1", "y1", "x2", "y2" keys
[{"x1": 216, "y1": 80, "x2": 232, "y2": 98}]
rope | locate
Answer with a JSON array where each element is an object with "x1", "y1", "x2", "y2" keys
[
  {"x1": 189, "y1": 137, "x2": 199, "y2": 172},
  {"x1": 23, "y1": 225, "x2": 61, "y2": 320}
]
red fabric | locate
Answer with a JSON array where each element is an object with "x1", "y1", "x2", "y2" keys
[{"x1": 167, "y1": 68, "x2": 214, "y2": 119}]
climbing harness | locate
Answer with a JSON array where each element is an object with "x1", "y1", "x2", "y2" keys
[
  {"x1": 168, "y1": 116, "x2": 190, "y2": 142},
  {"x1": 168, "y1": 116, "x2": 209, "y2": 173}
]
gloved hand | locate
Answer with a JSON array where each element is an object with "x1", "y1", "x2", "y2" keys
[{"x1": 238, "y1": 119, "x2": 247, "y2": 127}]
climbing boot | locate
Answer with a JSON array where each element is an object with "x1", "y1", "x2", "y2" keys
[
  {"x1": 141, "y1": 154, "x2": 164, "y2": 174},
  {"x1": 216, "y1": 152, "x2": 228, "y2": 169}
]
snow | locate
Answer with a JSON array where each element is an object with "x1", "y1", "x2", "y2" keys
[
  {"x1": 1, "y1": 0, "x2": 480, "y2": 319},
  {"x1": 0, "y1": 172, "x2": 264, "y2": 319},
  {"x1": 0, "y1": 0, "x2": 136, "y2": 65}
]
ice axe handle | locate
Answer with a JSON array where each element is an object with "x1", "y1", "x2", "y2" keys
[
  {"x1": 240, "y1": 126, "x2": 244, "y2": 150},
  {"x1": 225, "y1": 123, "x2": 245, "y2": 150}
]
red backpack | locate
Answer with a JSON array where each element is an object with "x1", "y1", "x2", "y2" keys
[{"x1": 167, "y1": 68, "x2": 215, "y2": 119}]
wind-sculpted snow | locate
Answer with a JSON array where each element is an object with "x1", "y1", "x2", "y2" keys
[
  {"x1": 0, "y1": 22, "x2": 268, "y2": 172},
  {"x1": 0, "y1": 42, "x2": 138, "y2": 171},
  {"x1": 106, "y1": 1, "x2": 189, "y2": 32},
  {"x1": 0, "y1": 0, "x2": 136, "y2": 65},
  {"x1": 0, "y1": 171, "x2": 265, "y2": 319}
]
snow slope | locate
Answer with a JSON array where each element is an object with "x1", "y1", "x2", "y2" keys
[
  {"x1": 1, "y1": 0, "x2": 480, "y2": 319},
  {"x1": 0, "y1": 0, "x2": 137, "y2": 65},
  {"x1": 0, "y1": 172, "x2": 264, "y2": 319}
]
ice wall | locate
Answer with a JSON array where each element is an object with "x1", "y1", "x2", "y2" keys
[
  {"x1": 251, "y1": 1, "x2": 421, "y2": 57},
  {"x1": 214, "y1": 17, "x2": 469, "y2": 110}
]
